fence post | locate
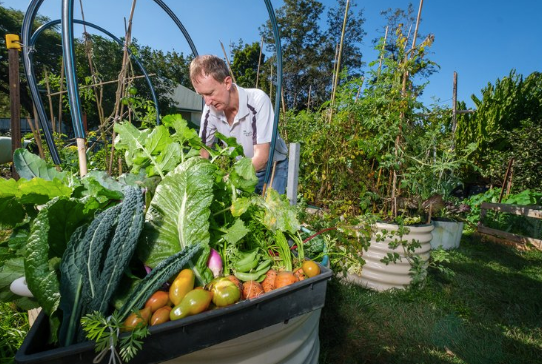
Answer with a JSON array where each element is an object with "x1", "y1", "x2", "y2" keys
[
  {"x1": 287, "y1": 142, "x2": 300, "y2": 205},
  {"x1": 7, "y1": 34, "x2": 22, "y2": 180}
]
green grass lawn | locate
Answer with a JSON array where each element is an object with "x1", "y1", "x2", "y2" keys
[{"x1": 319, "y1": 232, "x2": 542, "y2": 364}]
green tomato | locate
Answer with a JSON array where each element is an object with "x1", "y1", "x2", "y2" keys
[
  {"x1": 121, "y1": 97, "x2": 130, "y2": 105},
  {"x1": 206, "y1": 277, "x2": 241, "y2": 307},
  {"x1": 170, "y1": 288, "x2": 213, "y2": 321},
  {"x1": 128, "y1": 86, "x2": 138, "y2": 95}
]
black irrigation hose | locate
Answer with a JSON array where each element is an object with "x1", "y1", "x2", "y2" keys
[
  {"x1": 152, "y1": 0, "x2": 198, "y2": 58},
  {"x1": 61, "y1": 0, "x2": 85, "y2": 140},
  {"x1": 263, "y1": 0, "x2": 283, "y2": 186},
  {"x1": 32, "y1": 19, "x2": 161, "y2": 126},
  {"x1": 21, "y1": 0, "x2": 61, "y2": 164}
]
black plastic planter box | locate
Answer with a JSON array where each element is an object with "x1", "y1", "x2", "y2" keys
[{"x1": 15, "y1": 265, "x2": 332, "y2": 364}]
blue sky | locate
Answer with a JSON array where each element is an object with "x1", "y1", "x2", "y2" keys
[{"x1": 3, "y1": 0, "x2": 542, "y2": 109}]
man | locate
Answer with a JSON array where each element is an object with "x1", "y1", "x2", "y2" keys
[{"x1": 190, "y1": 55, "x2": 288, "y2": 194}]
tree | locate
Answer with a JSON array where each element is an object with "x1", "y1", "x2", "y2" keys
[
  {"x1": 230, "y1": 41, "x2": 265, "y2": 89},
  {"x1": 0, "y1": 6, "x2": 62, "y2": 117},
  {"x1": 258, "y1": 0, "x2": 366, "y2": 111},
  {"x1": 456, "y1": 70, "x2": 542, "y2": 189}
]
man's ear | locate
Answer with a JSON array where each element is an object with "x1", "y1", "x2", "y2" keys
[{"x1": 225, "y1": 76, "x2": 233, "y2": 90}]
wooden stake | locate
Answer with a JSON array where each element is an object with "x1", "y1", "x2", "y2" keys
[
  {"x1": 220, "y1": 41, "x2": 237, "y2": 84},
  {"x1": 109, "y1": 0, "x2": 137, "y2": 176},
  {"x1": 8, "y1": 38, "x2": 21, "y2": 180},
  {"x1": 256, "y1": 36, "x2": 263, "y2": 88},
  {"x1": 57, "y1": 58, "x2": 64, "y2": 134},
  {"x1": 377, "y1": 26, "x2": 389, "y2": 78},
  {"x1": 44, "y1": 69, "x2": 56, "y2": 133},
  {"x1": 452, "y1": 71, "x2": 458, "y2": 140},
  {"x1": 76, "y1": 138, "x2": 87, "y2": 176},
  {"x1": 330, "y1": 0, "x2": 350, "y2": 108},
  {"x1": 29, "y1": 105, "x2": 45, "y2": 159},
  {"x1": 498, "y1": 158, "x2": 514, "y2": 203}
]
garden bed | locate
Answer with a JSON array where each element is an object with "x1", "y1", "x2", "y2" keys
[{"x1": 15, "y1": 265, "x2": 332, "y2": 364}]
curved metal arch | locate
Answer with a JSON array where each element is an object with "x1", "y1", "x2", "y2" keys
[
  {"x1": 262, "y1": 0, "x2": 283, "y2": 186},
  {"x1": 21, "y1": 0, "x2": 61, "y2": 164}
]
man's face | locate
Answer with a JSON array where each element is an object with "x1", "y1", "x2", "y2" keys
[{"x1": 192, "y1": 73, "x2": 232, "y2": 111}]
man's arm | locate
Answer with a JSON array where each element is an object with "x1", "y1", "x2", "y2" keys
[{"x1": 252, "y1": 143, "x2": 270, "y2": 172}]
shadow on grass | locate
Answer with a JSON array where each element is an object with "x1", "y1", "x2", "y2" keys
[{"x1": 318, "y1": 234, "x2": 542, "y2": 364}]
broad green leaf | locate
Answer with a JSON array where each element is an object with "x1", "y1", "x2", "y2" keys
[
  {"x1": 0, "y1": 178, "x2": 72, "y2": 227},
  {"x1": 13, "y1": 149, "x2": 67, "y2": 181},
  {"x1": 229, "y1": 157, "x2": 258, "y2": 192},
  {"x1": 147, "y1": 142, "x2": 182, "y2": 177},
  {"x1": 262, "y1": 189, "x2": 300, "y2": 234},
  {"x1": 0, "y1": 257, "x2": 25, "y2": 302},
  {"x1": 139, "y1": 158, "x2": 215, "y2": 283},
  {"x1": 222, "y1": 218, "x2": 250, "y2": 245},
  {"x1": 114, "y1": 122, "x2": 181, "y2": 178},
  {"x1": 230, "y1": 196, "x2": 259, "y2": 217}
]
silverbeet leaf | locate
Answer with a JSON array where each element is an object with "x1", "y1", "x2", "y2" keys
[{"x1": 139, "y1": 158, "x2": 215, "y2": 285}]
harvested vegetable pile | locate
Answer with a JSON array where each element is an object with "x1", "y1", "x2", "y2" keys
[{"x1": 3, "y1": 115, "x2": 326, "y2": 362}]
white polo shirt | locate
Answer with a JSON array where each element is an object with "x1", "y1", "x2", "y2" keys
[{"x1": 199, "y1": 85, "x2": 288, "y2": 168}]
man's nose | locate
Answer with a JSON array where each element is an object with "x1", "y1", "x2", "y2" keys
[{"x1": 203, "y1": 95, "x2": 212, "y2": 105}]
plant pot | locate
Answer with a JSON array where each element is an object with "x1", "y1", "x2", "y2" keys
[
  {"x1": 345, "y1": 222, "x2": 433, "y2": 291},
  {"x1": 430, "y1": 218, "x2": 464, "y2": 250},
  {"x1": 15, "y1": 265, "x2": 332, "y2": 364}
]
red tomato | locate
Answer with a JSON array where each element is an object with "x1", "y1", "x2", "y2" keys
[
  {"x1": 150, "y1": 306, "x2": 172, "y2": 326},
  {"x1": 144, "y1": 290, "x2": 170, "y2": 313}
]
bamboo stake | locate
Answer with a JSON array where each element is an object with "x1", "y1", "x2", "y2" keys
[
  {"x1": 78, "y1": 0, "x2": 105, "y2": 130},
  {"x1": 108, "y1": 0, "x2": 137, "y2": 175},
  {"x1": 43, "y1": 69, "x2": 56, "y2": 133},
  {"x1": 498, "y1": 158, "x2": 514, "y2": 203},
  {"x1": 255, "y1": 36, "x2": 263, "y2": 88},
  {"x1": 401, "y1": 0, "x2": 424, "y2": 96},
  {"x1": 330, "y1": 0, "x2": 350, "y2": 108},
  {"x1": 8, "y1": 37, "x2": 21, "y2": 180},
  {"x1": 29, "y1": 105, "x2": 45, "y2": 158},
  {"x1": 393, "y1": 0, "x2": 424, "y2": 217},
  {"x1": 281, "y1": 87, "x2": 286, "y2": 114},
  {"x1": 220, "y1": 41, "x2": 237, "y2": 84},
  {"x1": 307, "y1": 84, "x2": 312, "y2": 111},
  {"x1": 269, "y1": 62, "x2": 274, "y2": 107},
  {"x1": 377, "y1": 26, "x2": 389, "y2": 78},
  {"x1": 57, "y1": 58, "x2": 64, "y2": 134}
]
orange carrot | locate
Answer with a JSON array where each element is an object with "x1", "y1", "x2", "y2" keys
[
  {"x1": 261, "y1": 269, "x2": 277, "y2": 292},
  {"x1": 294, "y1": 267, "x2": 306, "y2": 281},
  {"x1": 274, "y1": 271, "x2": 299, "y2": 289},
  {"x1": 242, "y1": 280, "x2": 264, "y2": 299}
]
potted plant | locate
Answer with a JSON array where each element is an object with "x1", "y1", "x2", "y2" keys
[{"x1": 317, "y1": 24, "x2": 476, "y2": 290}]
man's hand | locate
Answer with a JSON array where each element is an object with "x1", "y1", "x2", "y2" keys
[{"x1": 200, "y1": 149, "x2": 210, "y2": 159}]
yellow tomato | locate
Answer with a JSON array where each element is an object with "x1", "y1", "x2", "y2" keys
[
  {"x1": 302, "y1": 260, "x2": 321, "y2": 278},
  {"x1": 169, "y1": 269, "x2": 195, "y2": 306}
]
